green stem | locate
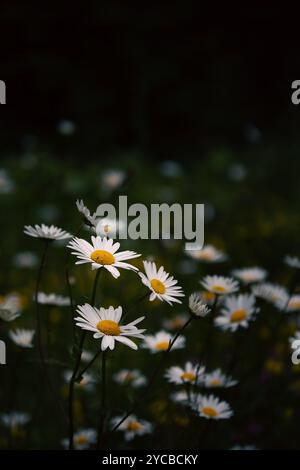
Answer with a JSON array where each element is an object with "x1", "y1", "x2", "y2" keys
[
  {"x1": 68, "y1": 268, "x2": 101, "y2": 450},
  {"x1": 75, "y1": 348, "x2": 102, "y2": 382},
  {"x1": 111, "y1": 316, "x2": 193, "y2": 434},
  {"x1": 97, "y1": 351, "x2": 107, "y2": 448},
  {"x1": 35, "y1": 240, "x2": 67, "y2": 422}
]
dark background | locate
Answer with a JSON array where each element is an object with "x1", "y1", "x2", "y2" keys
[{"x1": 1, "y1": 2, "x2": 300, "y2": 160}]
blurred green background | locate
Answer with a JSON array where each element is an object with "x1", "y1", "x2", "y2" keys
[{"x1": 1, "y1": 2, "x2": 300, "y2": 450}]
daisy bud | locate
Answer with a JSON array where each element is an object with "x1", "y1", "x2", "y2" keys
[{"x1": 189, "y1": 293, "x2": 211, "y2": 318}]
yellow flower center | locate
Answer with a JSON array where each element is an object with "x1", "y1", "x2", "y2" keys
[
  {"x1": 209, "y1": 378, "x2": 221, "y2": 386},
  {"x1": 211, "y1": 285, "x2": 226, "y2": 293},
  {"x1": 103, "y1": 224, "x2": 110, "y2": 233},
  {"x1": 289, "y1": 300, "x2": 300, "y2": 309},
  {"x1": 127, "y1": 421, "x2": 142, "y2": 431},
  {"x1": 96, "y1": 319, "x2": 120, "y2": 336},
  {"x1": 155, "y1": 341, "x2": 170, "y2": 351},
  {"x1": 90, "y1": 249, "x2": 115, "y2": 265},
  {"x1": 150, "y1": 279, "x2": 166, "y2": 294},
  {"x1": 181, "y1": 372, "x2": 196, "y2": 382},
  {"x1": 230, "y1": 308, "x2": 247, "y2": 323},
  {"x1": 75, "y1": 435, "x2": 88, "y2": 445},
  {"x1": 202, "y1": 292, "x2": 216, "y2": 302},
  {"x1": 198, "y1": 251, "x2": 213, "y2": 260},
  {"x1": 202, "y1": 406, "x2": 218, "y2": 418}
]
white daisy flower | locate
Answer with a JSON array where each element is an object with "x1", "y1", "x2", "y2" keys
[
  {"x1": 186, "y1": 245, "x2": 227, "y2": 263},
  {"x1": 76, "y1": 199, "x2": 97, "y2": 227},
  {"x1": 277, "y1": 295, "x2": 300, "y2": 312},
  {"x1": 37, "y1": 292, "x2": 71, "y2": 307},
  {"x1": 102, "y1": 169, "x2": 126, "y2": 191},
  {"x1": 95, "y1": 218, "x2": 125, "y2": 238},
  {"x1": 198, "y1": 290, "x2": 217, "y2": 305},
  {"x1": 204, "y1": 369, "x2": 238, "y2": 388},
  {"x1": 165, "y1": 362, "x2": 205, "y2": 385},
  {"x1": 62, "y1": 428, "x2": 97, "y2": 450},
  {"x1": 0, "y1": 293, "x2": 21, "y2": 322},
  {"x1": 68, "y1": 236, "x2": 140, "y2": 278},
  {"x1": 163, "y1": 313, "x2": 189, "y2": 331},
  {"x1": 284, "y1": 255, "x2": 300, "y2": 269},
  {"x1": 201, "y1": 275, "x2": 239, "y2": 295},
  {"x1": 1, "y1": 411, "x2": 30, "y2": 429},
  {"x1": 189, "y1": 293, "x2": 211, "y2": 317},
  {"x1": 193, "y1": 394, "x2": 233, "y2": 420},
  {"x1": 215, "y1": 294, "x2": 257, "y2": 332},
  {"x1": 252, "y1": 283, "x2": 289, "y2": 306},
  {"x1": 63, "y1": 370, "x2": 95, "y2": 392},
  {"x1": 142, "y1": 331, "x2": 185, "y2": 353},
  {"x1": 138, "y1": 261, "x2": 184, "y2": 305},
  {"x1": 113, "y1": 369, "x2": 147, "y2": 388},
  {"x1": 232, "y1": 267, "x2": 267, "y2": 284},
  {"x1": 75, "y1": 304, "x2": 145, "y2": 351},
  {"x1": 111, "y1": 415, "x2": 153, "y2": 441},
  {"x1": 12, "y1": 251, "x2": 38, "y2": 269},
  {"x1": 24, "y1": 224, "x2": 72, "y2": 241},
  {"x1": 9, "y1": 329, "x2": 35, "y2": 348}
]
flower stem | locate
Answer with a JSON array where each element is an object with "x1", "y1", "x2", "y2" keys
[
  {"x1": 111, "y1": 316, "x2": 193, "y2": 434},
  {"x1": 97, "y1": 350, "x2": 107, "y2": 448},
  {"x1": 75, "y1": 348, "x2": 102, "y2": 383},
  {"x1": 68, "y1": 268, "x2": 101, "y2": 450},
  {"x1": 35, "y1": 240, "x2": 67, "y2": 422}
]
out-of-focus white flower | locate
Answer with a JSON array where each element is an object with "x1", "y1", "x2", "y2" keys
[
  {"x1": 75, "y1": 304, "x2": 145, "y2": 351},
  {"x1": 63, "y1": 370, "x2": 95, "y2": 392},
  {"x1": 57, "y1": 119, "x2": 76, "y2": 136},
  {"x1": 24, "y1": 224, "x2": 72, "y2": 241},
  {"x1": 9, "y1": 329, "x2": 35, "y2": 348},
  {"x1": 192, "y1": 394, "x2": 233, "y2": 420},
  {"x1": 165, "y1": 362, "x2": 205, "y2": 385},
  {"x1": 201, "y1": 275, "x2": 239, "y2": 295},
  {"x1": 278, "y1": 295, "x2": 300, "y2": 312},
  {"x1": 289, "y1": 330, "x2": 300, "y2": 345},
  {"x1": 139, "y1": 261, "x2": 184, "y2": 305},
  {"x1": 113, "y1": 369, "x2": 147, "y2": 388},
  {"x1": 231, "y1": 445, "x2": 258, "y2": 450},
  {"x1": 252, "y1": 283, "x2": 289, "y2": 307},
  {"x1": 203, "y1": 369, "x2": 238, "y2": 388},
  {"x1": 81, "y1": 350, "x2": 93, "y2": 362},
  {"x1": 1, "y1": 411, "x2": 30, "y2": 429},
  {"x1": 68, "y1": 236, "x2": 140, "y2": 278},
  {"x1": 12, "y1": 251, "x2": 38, "y2": 269},
  {"x1": 163, "y1": 313, "x2": 189, "y2": 331},
  {"x1": 284, "y1": 255, "x2": 300, "y2": 269},
  {"x1": 228, "y1": 163, "x2": 247, "y2": 182},
  {"x1": 37, "y1": 292, "x2": 70, "y2": 307},
  {"x1": 76, "y1": 199, "x2": 97, "y2": 227},
  {"x1": 142, "y1": 331, "x2": 185, "y2": 353},
  {"x1": 189, "y1": 293, "x2": 211, "y2": 318},
  {"x1": 186, "y1": 245, "x2": 227, "y2": 263},
  {"x1": 159, "y1": 160, "x2": 182, "y2": 178},
  {"x1": 95, "y1": 218, "x2": 125, "y2": 238},
  {"x1": 215, "y1": 294, "x2": 257, "y2": 332},
  {"x1": 62, "y1": 429, "x2": 96, "y2": 449},
  {"x1": 111, "y1": 415, "x2": 153, "y2": 441},
  {"x1": 0, "y1": 293, "x2": 21, "y2": 322},
  {"x1": 232, "y1": 267, "x2": 267, "y2": 284},
  {"x1": 0, "y1": 169, "x2": 15, "y2": 193},
  {"x1": 102, "y1": 169, "x2": 126, "y2": 191}
]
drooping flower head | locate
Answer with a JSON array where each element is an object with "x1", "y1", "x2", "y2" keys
[
  {"x1": 189, "y1": 293, "x2": 211, "y2": 318},
  {"x1": 24, "y1": 224, "x2": 72, "y2": 241}
]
